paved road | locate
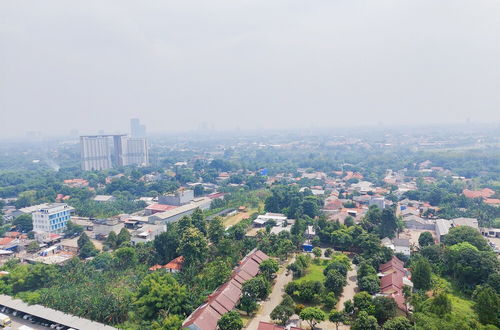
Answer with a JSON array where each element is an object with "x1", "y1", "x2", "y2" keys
[
  {"x1": 310, "y1": 261, "x2": 357, "y2": 330},
  {"x1": 245, "y1": 256, "x2": 296, "y2": 330}
]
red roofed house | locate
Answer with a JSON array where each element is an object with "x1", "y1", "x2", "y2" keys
[
  {"x1": 378, "y1": 256, "x2": 413, "y2": 313},
  {"x1": 485, "y1": 199, "x2": 500, "y2": 206},
  {"x1": 149, "y1": 256, "x2": 185, "y2": 273},
  {"x1": 183, "y1": 249, "x2": 270, "y2": 330},
  {"x1": 462, "y1": 188, "x2": 495, "y2": 199}
]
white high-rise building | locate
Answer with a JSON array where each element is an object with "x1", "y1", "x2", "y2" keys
[
  {"x1": 80, "y1": 135, "x2": 113, "y2": 171},
  {"x1": 81, "y1": 134, "x2": 148, "y2": 170},
  {"x1": 124, "y1": 138, "x2": 148, "y2": 166},
  {"x1": 32, "y1": 203, "x2": 74, "y2": 234}
]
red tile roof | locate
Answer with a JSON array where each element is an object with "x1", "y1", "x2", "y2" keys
[
  {"x1": 0, "y1": 237, "x2": 15, "y2": 246},
  {"x1": 165, "y1": 256, "x2": 184, "y2": 271},
  {"x1": 378, "y1": 256, "x2": 409, "y2": 312},
  {"x1": 485, "y1": 198, "x2": 500, "y2": 205},
  {"x1": 183, "y1": 249, "x2": 270, "y2": 330},
  {"x1": 463, "y1": 188, "x2": 495, "y2": 199}
]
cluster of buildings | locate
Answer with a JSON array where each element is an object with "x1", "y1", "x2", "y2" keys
[{"x1": 80, "y1": 119, "x2": 148, "y2": 171}]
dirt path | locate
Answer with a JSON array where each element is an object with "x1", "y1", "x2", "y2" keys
[
  {"x1": 223, "y1": 210, "x2": 254, "y2": 228},
  {"x1": 245, "y1": 256, "x2": 296, "y2": 330}
]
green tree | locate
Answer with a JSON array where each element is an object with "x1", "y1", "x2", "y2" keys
[
  {"x1": 329, "y1": 310, "x2": 347, "y2": 330},
  {"x1": 312, "y1": 247, "x2": 322, "y2": 258},
  {"x1": 412, "y1": 258, "x2": 432, "y2": 291},
  {"x1": 418, "y1": 231, "x2": 434, "y2": 247},
  {"x1": 26, "y1": 241, "x2": 39, "y2": 253},
  {"x1": 114, "y1": 246, "x2": 138, "y2": 269},
  {"x1": 191, "y1": 208, "x2": 207, "y2": 235},
  {"x1": 299, "y1": 307, "x2": 326, "y2": 329},
  {"x1": 64, "y1": 221, "x2": 84, "y2": 237},
  {"x1": 430, "y1": 292, "x2": 451, "y2": 316},
  {"x1": 242, "y1": 276, "x2": 271, "y2": 300},
  {"x1": 151, "y1": 314, "x2": 183, "y2": 330},
  {"x1": 382, "y1": 317, "x2": 412, "y2": 330},
  {"x1": 271, "y1": 303, "x2": 294, "y2": 326},
  {"x1": 79, "y1": 241, "x2": 98, "y2": 259},
  {"x1": 239, "y1": 295, "x2": 258, "y2": 315},
  {"x1": 352, "y1": 311, "x2": 379, "y2": 330},
  {"x1": 217, "y1": 311, "x2": 243, "y2": 330},
  {"x1": 13, "y1": 214, "x2": 33, "y2": 232},
  {"x1": 379, "y1": 208, "x2": 398, "y2": 238},
  {"x1": 208, "y1": 217, "x2": 225, "y2": 244},
  {"x1": 259, "y1": 259, "x2": 279, "y2": 281},
  {"x1": 358, "y1": 274, "x2": 380, "y2": 294},
  {"x1": 77, "y1": 232, "x2": 91, "y2": 249},
  {"x1": 154, "y1": 229, "x2": 179, "y2": 264},
  {"x1": 443, "y1": 226, "x2": 490, "y2": 251},
  {"x1": 116, "y1": 228, "x2": 131, "y2": 247},
  {"x1": 354, "y1": 292, "x2": 374, "y2": 314},
  {"x1": 373, "y1": 296, "x2": 397, "y2": 324},
  {"x1": 324, "y1": 269, "x2": 347, "y2": 295},
  {"x1": 104, "y1": 231, "x2": 117, "y2": 250},
  {"x1": 473, "y1": 285, "x2": 500, "y2": 325},
  {"x1": 134, "y1": 272, "x2": 190, "y2": 320},
  {"x1": 177, "y1": 227, "x2": 208, "y2": 267}
]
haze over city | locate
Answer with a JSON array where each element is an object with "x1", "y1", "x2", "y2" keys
[{"x1": 1, "y1": 0, "x2": 500, "y2": 138}]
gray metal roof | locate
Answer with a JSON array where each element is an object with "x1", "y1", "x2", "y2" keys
[{"x1": 0, "y1": 295, "x2": 117, "y2": 330}]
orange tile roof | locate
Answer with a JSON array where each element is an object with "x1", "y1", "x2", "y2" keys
[
  {"x1": 463, "y1": 188, "x2": 495, "y2": 199},
  {"x1": 164, "y1": 256, "x2": 184, "y2": 271},
  {"x1": 0, "y1": 237, "x2": 15, "y2": 246}
]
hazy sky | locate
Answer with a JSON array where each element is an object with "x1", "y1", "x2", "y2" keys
[{"x1": 1, "y1": 0, "x2": 499, "y2": 137}]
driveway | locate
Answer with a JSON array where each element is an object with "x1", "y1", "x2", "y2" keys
[{"x1": 245, "y1": 256, "x2": 296, "y2": 330}]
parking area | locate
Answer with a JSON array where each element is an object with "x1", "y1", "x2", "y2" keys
[{"x1": 0, "y1": 306, "x2": 67, "y2": 329}]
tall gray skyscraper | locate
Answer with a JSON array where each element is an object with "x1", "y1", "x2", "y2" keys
[{"x1": 130, "y1": 118, "x2": 146, "y2": 138}]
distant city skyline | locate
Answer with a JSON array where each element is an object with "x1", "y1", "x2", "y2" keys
[{"x1": 1, "y1": 1, "x2": 500, "y2": 138}]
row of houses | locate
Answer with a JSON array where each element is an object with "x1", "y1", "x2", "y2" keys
[{"x1": 182, "y1": 249, "x2": 270, "y2": 330}]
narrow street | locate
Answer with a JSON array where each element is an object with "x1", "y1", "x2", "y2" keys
[
  {"x1": 245, "y1": 256, "x2": 296, "y2": 330},
  {"x1": 314, "y1": 261, "x2": 358, "y2": 330}
]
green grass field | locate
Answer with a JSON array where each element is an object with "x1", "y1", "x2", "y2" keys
[{"x1": 296, "y1": 261, "x2": 327, "y2": 283}]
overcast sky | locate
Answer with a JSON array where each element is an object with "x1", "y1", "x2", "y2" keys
[{"x1": 1, "y1": 0, "x2": 499, "y2": 137}]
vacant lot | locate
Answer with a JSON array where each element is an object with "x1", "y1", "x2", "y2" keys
[{"x1": 296, "y1": 260, "x2": 327, "y2": 283}]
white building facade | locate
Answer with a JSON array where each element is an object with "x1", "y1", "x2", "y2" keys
[{"x1": 32, "y1": 203, "x2": 74, "y2": 234}]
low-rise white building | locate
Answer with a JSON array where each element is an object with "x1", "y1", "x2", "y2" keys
[
  {"x1": 253, "y1": 213, "x2": 288, "y2": 227},
  {"x1": 32, "y1": 203, "x2": 74, "y2": 234}
]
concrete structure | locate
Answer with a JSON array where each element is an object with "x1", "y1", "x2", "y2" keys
[
  {"x1": 403, "y1": 215, "x2": 435, "y2": 230},
  {"x1": 435, "y1": 219, "x2": 452, "y2": 243},
  {"x1": 253, "y1": 213, "x2": 288, "y2": 227},
  {"x1": 148, "y1": 197, "x2": 212, "y2": 224},
  {"x1": 123, "y1": 137, "x2": 148, "y2": 166},
  {"x1": 81, "y1": 134, "x2": 148, "y2": 170},
  {"x1": 131, "y1": 223, "x2": 166, "y2": 244},
  {"x1": 451, "y1": 217, "x2": 479, "y2": 231},
  {"x1": 32, "y1": 203, "x2": 74, "y2": 234},
  {"x1": 93, "y1": 218, "x2": 124, "y2": 237},
  {"x1": 130, "y1": 118, "x2": 146, "y2": 138},
  {"x1": 80, "y1": 135, "x2": 115, "y2": 171},
  {"x1": 393, "y1": 238, "x2": 411, "y2": 256},
  {"x1": 369, "y1": 196, "x2": 385, "y2": 209},
  {"x1": 0, "y1": 294, "x2": 116, "y2": 330},
  {"x1": 159, "y1": 189, "x2": 194, "y2": 206},
  {"x1": 93, "y1": 195, "x2": 116, "y2": 203}
]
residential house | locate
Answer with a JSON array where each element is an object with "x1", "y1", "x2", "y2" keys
[
  {"x1": 182, "y1": 249, "x2": 270, "y2": 330},
  {"x1": 378, "y1": 256, "x2": 413, "y2": 313}
]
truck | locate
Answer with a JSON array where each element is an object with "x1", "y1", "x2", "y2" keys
[{"x1": 0, "y1": 312, "x2": 11, "y2": 328}]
